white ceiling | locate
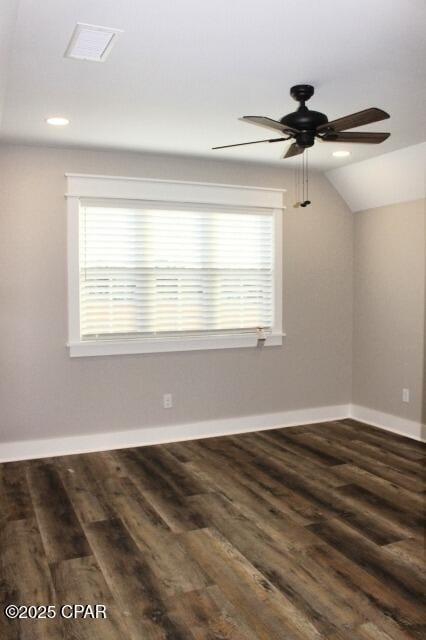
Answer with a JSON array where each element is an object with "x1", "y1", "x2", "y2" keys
[{"x1": 1, "y1": 0, "x2": 425, "y2": 169}]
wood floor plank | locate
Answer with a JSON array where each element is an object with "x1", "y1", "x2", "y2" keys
[
  {"x1": 116, "y1": 448, "x2": 208, "y2": 532},
  {"x1": 304, "y1": 543, "x2": 425, "y2": 636},
  {"x1": 187, "y1": 490, "x2": 318, "y2": 553},
  {"x1": 245, "y1": 432, "x2": 348, "y2": 487},
  {"x1": 167, "y1": 585, "x2": 259, "y2": 640},
  {"x1": 383, "y1": 539, "x2": 426, "y2": 579},
  {"x1": 357, "y1": 620, "x2": 424, "y2": 640},
  {"x1": 27, "y1": 463, "x2": 91, "y2": 563},
  {"x1": 54, "y1": 455, "x2": 115, "y2": 524},
  {"x1": 343, "y1": 439, "x2": 424, "y2": 476},
  {"x1": 341, "y1": 419, "x2": 425, "y2": 456},
  {"x1": 263, "y1": 428, "x2": 346, "y2": 466},
  {"x1": 0, "y1": 462, "x2": 33, "y2": 523},
  {"x1": 336, "y1": 483, "x2": 424, "y2": 541},
  {"x1": 292, "y1": 432, "x2": 424, "y2": 492},
  {"x1": 189, "y1": 493, "x2": 362, "y2": 635},
  {"x1": 183, "y1": 526, "x2": 323, "y2": 640},
  {"x1": 333, "y1": 464, "x2": 425, "y2": 515},
  {"x1": 182, "y1": 437, "x2": 329, "y2": 523},
  {"x1": 137, "y1": 446, "x2": 206, "y2": 497},
  {"x1": 292, "y1": 546, "x2": 422, "y2": 639},
  {"x1": 105, "y1": 476, "x2": 212, "y2": 597},
  {"x1": 84, "y1": 450, "x2": 128, "y2": 480},
  {"x1": 328, "y1": 421, "x2": 425, "y2": 463},
  {"x1": 84, "y1": 517, "x2": 189, "y2": 639},
  {"x1": 141, "y1": 487, "x2": 208, "y2": 533},
  {"x1": 248, "y1": 454, "x2": 354, "y2": 520},
  {"x1": 0, "y1": 518, "x2": 62, "y2": 640},
  {"x1": 183, "y1": 457, "x2": 322, "y2": 542},
  {"x1": 186, "y1": 435, "x2": 322, "y2": 524},
  {"x1": 341, "y1": 512, "x2": 406, "y2": 547},
  {"x1": 240, "y1": 445, "x2": 414, "y2": 547},
  {"x1": 114, "y1": 448, "x2": 161, "y2": 492},
  {"x1": 1, "y1": 420, "x2": 424, "y2": 639},
  {"x1": 307, "y1": 518, "x2": 426, "y2": 617},
  {"x1": 51, "y1": 555, "x2": 130, "y2": 640}
]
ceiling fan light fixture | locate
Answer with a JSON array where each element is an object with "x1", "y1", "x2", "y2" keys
[{"x1": 332, "y1": 150, "x2": 351, "y2": 157}]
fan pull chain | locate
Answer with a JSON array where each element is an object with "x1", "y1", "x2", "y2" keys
[
  {"x1": 294, "y1": 150, "x2": 311, "y2": 207},
  {"x1": 294, "y1": 157, "x2": 301, "y2": 207},
  {"x1": 300, "y1": 149, "x2": 311, "y2": 207}
]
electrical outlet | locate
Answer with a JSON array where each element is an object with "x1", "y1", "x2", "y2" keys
[
  {"x1": 163, "y1": 393, "x2": 173, "y2": 409},
  {"x1": 402, "y1": 388, "x2": 410, "y2": 403}
]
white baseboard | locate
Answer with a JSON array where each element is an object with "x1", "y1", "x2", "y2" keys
[
  {"x1": 349, "y1": 404, "x2": 425, "y2": 442},
  {"x1": 1, "y1": 402, "x2": 423, "y2": 463},
  {"x1": 0, "y1": 404, "x2": 350, "y2": 463}
]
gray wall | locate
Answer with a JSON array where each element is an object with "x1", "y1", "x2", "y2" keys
[
  {"x1": 352, "y1": 199, "x2": 426, "y2": 424},
  {"x1": 0, "y1": 143, "x2": 353, "y2": 443}
]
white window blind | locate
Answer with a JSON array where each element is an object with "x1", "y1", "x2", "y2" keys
[{"x1": 79, "y1": 203, "x2": 274, "y2": 340}]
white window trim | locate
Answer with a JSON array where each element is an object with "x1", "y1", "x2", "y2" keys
[{"x1": 66, "y1": 174, "x2": 286, "y2": 357}]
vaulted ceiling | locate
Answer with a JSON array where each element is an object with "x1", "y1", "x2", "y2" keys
[{"x1": 1, "y1": 0, "x2": 425, "y2": 169}]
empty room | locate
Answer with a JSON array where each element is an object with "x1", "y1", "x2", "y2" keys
[{"x1": 0, "y1": 1, "x2": 425, "y2": 639}]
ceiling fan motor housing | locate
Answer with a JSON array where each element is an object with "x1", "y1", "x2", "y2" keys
[{"x1": 281, "y1": 84, "x2": 329, "y2": 147}]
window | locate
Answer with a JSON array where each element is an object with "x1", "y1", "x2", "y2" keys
[{"x1": 67, "y1": 175, "x2": 284, "y2": 356}]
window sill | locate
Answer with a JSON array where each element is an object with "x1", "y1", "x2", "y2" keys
[{"x1": 68, "y1": 333, "x2": 285, "y2": 357}]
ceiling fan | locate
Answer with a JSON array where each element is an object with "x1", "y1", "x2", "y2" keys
[{"x1": 212, "y1": 84, "x2": 390, "y2": 158}]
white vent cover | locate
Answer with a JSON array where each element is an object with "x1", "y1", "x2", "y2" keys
[{"x1": 64, "y1": 23, "x2": 123, "y2": 62}]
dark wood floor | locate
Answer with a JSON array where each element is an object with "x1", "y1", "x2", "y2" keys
[{"x1": 0, "y1": 419, "x2": 425, "y2": 639}]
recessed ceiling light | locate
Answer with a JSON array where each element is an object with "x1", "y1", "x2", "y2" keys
[
  {"x1": 46, "y1": 117, "x2": 69, "y2": 126},
  {"x1": 332, "y1": 150, "x2": 350, "y2": 158}
]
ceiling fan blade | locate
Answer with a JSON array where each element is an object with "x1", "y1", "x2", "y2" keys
[
  {"x1": 317, "y1": 108, "x2": 390, "y2": 133},
  {"x1": 283, "y1": 143, "x2": 304, "y2": 159},
  {"x1": 320, "y1": 131, "x2": 390, "y2": 144},
  {"x1": 212, "y1": 137, "x2": 286, "y2": 150},
  {"x1": 240, "y1": 116, "x2": 298, "y2": 135}
]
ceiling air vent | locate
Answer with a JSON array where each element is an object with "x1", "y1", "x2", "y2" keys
[{"x1": 64, "y1": 23, "x2": 123, "y2": 62}]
